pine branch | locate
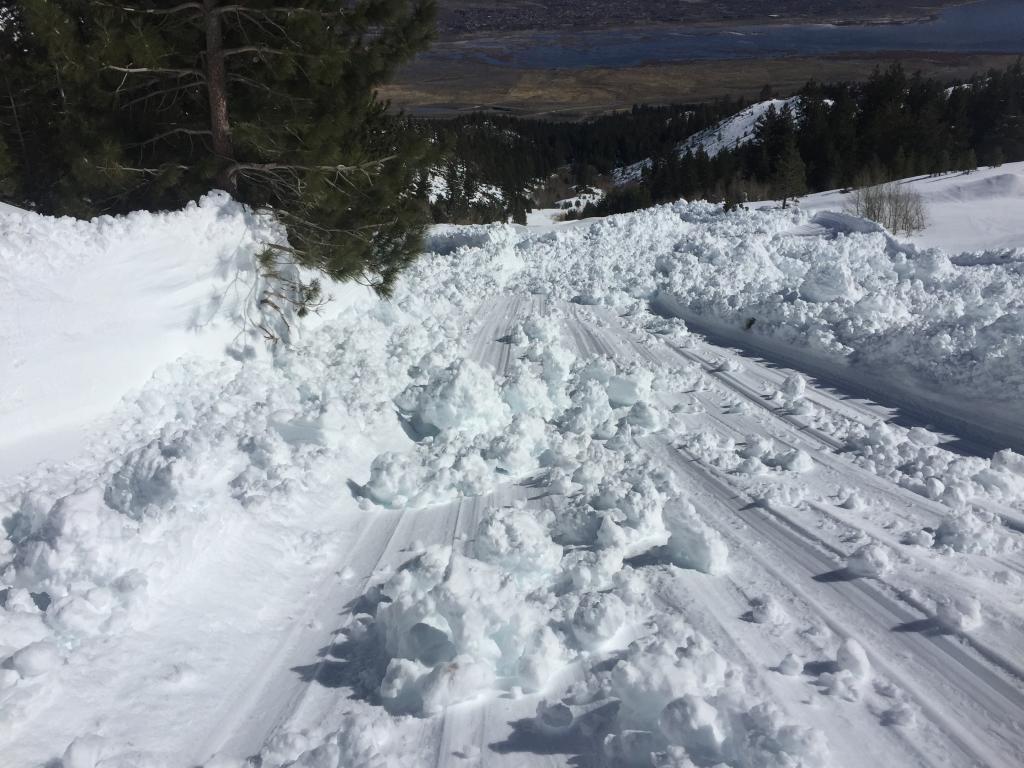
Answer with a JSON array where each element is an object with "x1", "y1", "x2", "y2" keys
[
  {"x1": 102, "y1": 2, "x2": 203, "y2": 16},
  {"x1": 136, "y1": 127, "x2": 212, "y2": 146},
  {"x1": 222, "y1": 46, "x2": 288, "y2": 58},
  {"x1": 120, "y1": 79, "x2": 205, "y2": 108},
  {"x1": 106, "y1": 65, "x2": 205, "y2": 77},
  {"x1": 228, "y1": 156, "x2": 399, "y2": 182},
  {"x1": 110, "y1": 162, "x2": 192, "y2": 174}
]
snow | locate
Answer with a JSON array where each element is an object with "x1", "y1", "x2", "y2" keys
[
  {"x1": 2, "y1": 173, "x2": 1024, "y2": 768},
  {"x1": 681, "y1": 98, "x2": 803, "y2": 159},
  {"x1": 615, "y1": 98, "x2": 807, "y2": 184},
  {"x1": 0, "y1": 193, "x2": 347, "y2": 476},
  {"x1": 786, "y1": 160, "x2": 1024, "y2": 253}
]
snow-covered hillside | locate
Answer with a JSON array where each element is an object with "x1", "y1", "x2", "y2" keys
[
  {"x1": 783, "y1": 160, "x2": 1024, "y2": 253},
  {"x1": 679, "y1": 97, "x2": 801, "y2": 159},
  {"x1": 615, "y1": 98, "x2": 802, "y2": 184},
  {"x1": 2, "y1": 190, "x2": 1024, "y2": 768}
]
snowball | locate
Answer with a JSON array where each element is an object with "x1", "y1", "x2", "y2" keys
[
  {"x1": 502, "y1": 361, "x2": 556, "y2": 420},
  {"x1": 936, "y1": 596, "x2": 983, "y2": 632},
  {"x1": 749, "y1": 596, "x2": 788, "y2": 626},
  {"x1": 739, "y1": 434, "x2": 774, "y2": 459},
  {"x1": 846, "y1": 543, "x2": 893, "y2": 578},
  {"x1": 626, "y1": 401, "x2": 662, "y2": 431},
  {"x1": 779, "y1": 449, "x2": 814, "y2": 473},
  {"x1": 485, "y1": 414, "x2": 549, "y2": 474},
  {"x1": 838, "y1": 490, "x2": 864, "y2": 510},
  {"x1": 777, "y1": 653, "x2": 803, "y2": 676},
  {"x1": 835, "y1": 638, "x2": 872, "y2": 683}
]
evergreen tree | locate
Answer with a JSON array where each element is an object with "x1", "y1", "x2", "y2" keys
[
  {"x1": 772, "y1": 136, "x2": 806, "y2": 208},
  {"x1": 5, "y1": 0, "x2": 437, "y2": 295},
  {"x1": 0, "y1": 132, "x2": 14, "y2": 198}
]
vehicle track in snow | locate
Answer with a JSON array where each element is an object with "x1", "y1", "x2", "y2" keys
[
  {"x1": 176, "y1": 295, "x2": 539, "y2": 765},
  {"x1": 557, "y1": 299, "x2": 1024, "y2": 768},
  {"x1": 188, "y1": 291, "x2": 1024, "y2": 768}
]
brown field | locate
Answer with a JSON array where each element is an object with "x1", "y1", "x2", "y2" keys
[{"x1": 382, "y1": 53, "x2": 1023, "y2": 118}]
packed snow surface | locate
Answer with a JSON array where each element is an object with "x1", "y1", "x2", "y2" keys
[{"x1": 2, "y1": 189, "x2": 1024, "y2": 768}]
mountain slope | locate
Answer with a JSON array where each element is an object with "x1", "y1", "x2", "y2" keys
[{"x1": 615, "y1": 97, "x2": 802, "y2": 184}]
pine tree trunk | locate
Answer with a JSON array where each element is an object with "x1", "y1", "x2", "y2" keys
[
  {"x1": 2, "y1": 73, "x2": 31, "y2": 181},
  {"x1": 203, "y1": 0, "x2": 234, "y2": 193}
]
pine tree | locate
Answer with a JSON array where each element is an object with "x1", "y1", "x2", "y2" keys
[
  {"x1": 0, "y1": 132, "x2": 15, "y2": 198},
  {"x1": 772, "y1": 136, "x2": 806, "y2": 208},
  {"x1": 8, "y1": 0, "x2": 437, "y2": 295}
]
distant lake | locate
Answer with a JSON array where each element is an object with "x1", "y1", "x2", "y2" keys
[{"x1": 423, "y1": 0, "x2": 1024, "y2": 69}]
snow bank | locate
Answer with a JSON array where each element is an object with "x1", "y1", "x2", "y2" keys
[
  {"x1": 0, "y1": 213, "x2": 525, "y2": 736},
  {"x1": 0, "y1": 193, "x2": 311, "y2": 473},
  {"x1": 791, "y1": 160, "x2": 1024, "y2": 253}
]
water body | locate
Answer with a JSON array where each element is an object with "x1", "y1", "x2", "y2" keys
[{"x1": 424, "y1": 0, "x2": 1024, "y2": 69}]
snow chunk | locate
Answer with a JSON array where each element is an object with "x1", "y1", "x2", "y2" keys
[
  {"x1": 666, "y1": 501, "x2": 729, "y2": 575},
  {"x1": 8, "y1": 640, "x2": 62, "y2": 678},
  {"x1": 836, "y1": 638, "x2": 872, "y2": 682},
  {"x1": 934, "y1": 509, "x2": 1018, "y2": 555},
  {"x1": 749, "y1": 596, "x2": 788, "y2": 627},
  {"x1": 777, "y1": 653, "x2": 803, "y2": 676},
  {"x1": 936, "y1": 596, "x2": 983, "y2": 632},
  {"x1": 475, "y1": 504, "x2": 562, "y2": 590},
  {"x1": 410, "y1": 360, "x2": 511, "y2": 437},
  {"x1": 846, "y1": 543, "x2": 893, "y2": 578}
]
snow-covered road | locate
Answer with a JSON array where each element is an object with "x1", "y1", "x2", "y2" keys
[{"x1": 3, "y1": 198, "x2": 1024, "y2": 768}]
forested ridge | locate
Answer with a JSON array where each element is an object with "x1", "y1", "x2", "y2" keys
[{"x1": 416, "y1": 61, "x2": 1024, "y2": 222}]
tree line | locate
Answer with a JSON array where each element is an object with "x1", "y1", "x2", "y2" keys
[
  {"x1": 413, "y1": 101, "x2": 742, "y2": 224},
  {"x1": 575, "y1": 61, "x2": 1024, "y2": 218}
]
